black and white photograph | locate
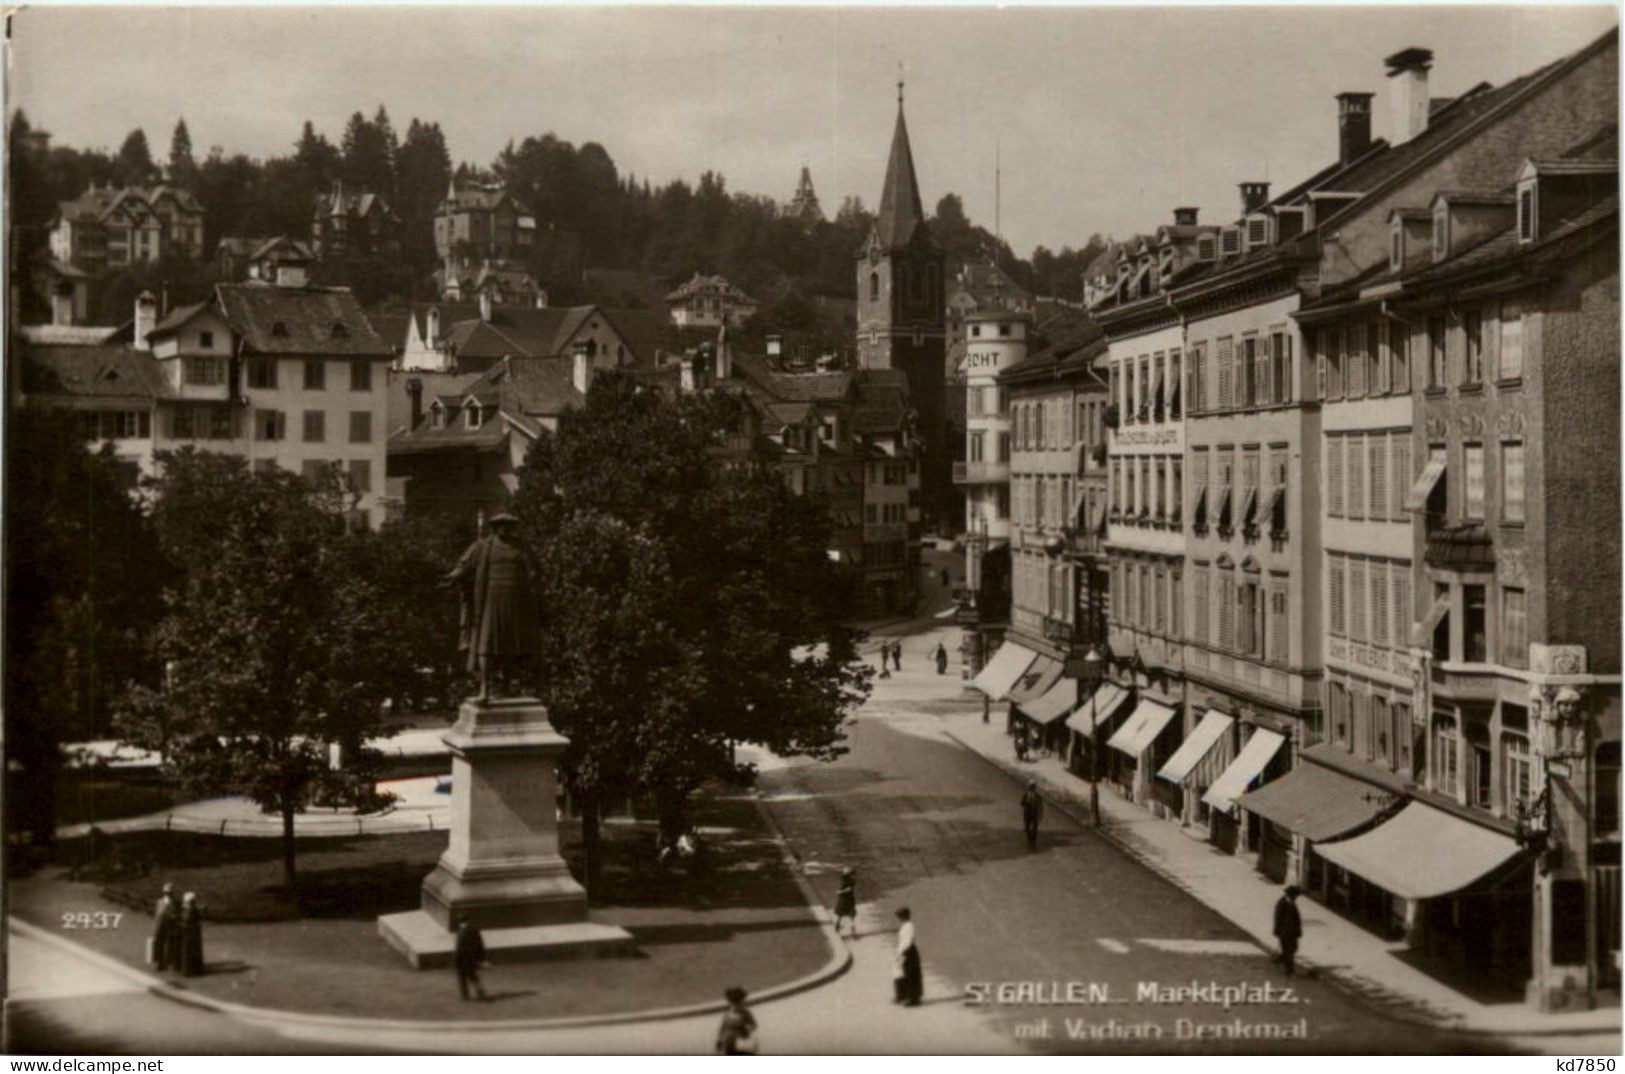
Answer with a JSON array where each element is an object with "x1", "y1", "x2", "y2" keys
[{"x1": 2, "y1": 2, "x2": 1621, "y2": 1058}]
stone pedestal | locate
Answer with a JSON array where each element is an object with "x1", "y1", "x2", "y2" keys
[{"x1": 378, "y1": 697, "x2": 634, "y2": 968}]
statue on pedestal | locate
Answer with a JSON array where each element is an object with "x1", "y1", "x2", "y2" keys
[{"x1": 445, "y1": 513, "x2": 542, "y2": 701}]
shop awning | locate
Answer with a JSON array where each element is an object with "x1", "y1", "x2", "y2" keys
[
  {"x1": 1022, "y1": 676, "x2": 1079, "y2": 725},
  {"x1": 1233, "y1": 761, "x2": 1388, "y2": 842},
  {"x1": 1008, "y1": 654, "x2": 1065, "y2": 705},
  {"x1": 1066, "y1": 683, "x2": 1130, "y2": 735},
  {"x1": 1263, "y1": 485, "x2": 1286, "y2": 531},
  {"x1": 971, "y1": 641, "x2": 1039, "y2": 701},
  {"x1": 1190, "y1": 485, "x2": 1208, "y2": 529},
  {"x1": 1107, "y1": 699, "x2": 1178, "y2": 756},
  {"x1": 1159, "y1": 709, "x2": 1233, "y2": 783},
  {"x1": 1202, "y1": 728, "x2": 1286, "y2": 813},
  {"x1": 1313, "y1": 801, "x2": 1524, "y2": 899},
  {"x1": 1405, "y1": 453, "x2": 1447, "y2": 512},
  {"x1": 1090, "y1": 498, "x2": 1109, "y2": 535}
]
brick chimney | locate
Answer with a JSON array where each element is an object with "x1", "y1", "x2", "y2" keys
[
  {"x1": 134, "y1": 290, "x2": 158, "y2": 351},
  {"x1": 1337, "y1": 92, "x2": 1375, "y2": 165},
  {"x1": 1173, "y1": 207, "x2": 1199, "y2": 226},
  {"x1": 1239, "y1": 182, "x2": 1270, "y2": 215},
  {"x1": 1385, "y1": 47, "x2": 1433, "y2": 147}
]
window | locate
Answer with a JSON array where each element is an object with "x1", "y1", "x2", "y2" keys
[
  {"x1": 350, "y1": 360, "x2": 373, "y2": 392},
  {"x1": 1390, "y1": 435, "x2": 1412, "y2": 523},
  {"x1": 1371, "y1": 696, "x2": 1391, "y2": 765},
  {"x1": 1502, "y1": 587, "x2": 1528, "y2": 668},
  {"x1": 1463, "y1": 584, "x2": 1487, "y2": 662},
  {"x1": 1155, "y1": 458, "x2": 1167, "y2": 521},
  {"x1": 466, "y1": 404, "x2": 483, "y2": 431},
  {"x1": 1464, "y1": 443, "x2": 1485, "y2": 519},
  {"x1": 968, "y1": 431, "x2": 984, "y2": 463},
  {"x1": 1432, "y1": 206, "x2": 1448, "y2": 259},
  {"x1": 255, "y1": 408, "x2": 285, "y2": 441},
  {"x1": 1327, "y1": 436, "x2": 1345, "y2": 517},
  {"x1": 1368, "y1": 436, "x2": 1388, "y2": 520},
  {"x1": 1595, "y1": 742, "x2": 1621, "y2": 838},
  {"x1": 1171, "y1": 458, "x2": 1183, "y2": 526},
  {"x1": 1517, "y1": 186, "x2": 1536, "y2": 242},
  {"x1": 1169, "y1": 349, "x2": 1182, "y2": 417},
  {"x1": 1189, "y1": 342, "x2": 1207, "y2": 413},
  {"x1": 1217, "y1": 337, "x2": 1233, "y2": 408},
  {"x1": 1171, "y1": 568, "x2": 1183, "y2": 638},
  {"x1": 183, "y1": 356, "x2": 224, "y2": 386},
  {"x1": 1349, "y1": 559, "x2": 1367, "y2": 642},
  {"x1": 347, "y1": 458, "x2": 372, "y2": 494},
  {"x1": 1240, "y1": 336, "x2": 1257, "y2": 406},
  {"x1": 1347, "y1": 322, "x2": 1366, "y2": 398},
  {"x1": 1194, "y1": 567, "x2": 1210, "y2": 644},
  {"x1": 1394, "y1": 703, "x2": 1413, "y2": 773},
  {"x1": 1219, "y1": 575, "x2": 1235, "y2": 650},
  {"x1": 869, "y1": 272, "x2": 880, "y2": 301},
  {"x1": 1330, "y1": 682, "x2": 1351, "y2": 747},
  {"x1": 1390, "y1": 226, "x2": 1403, "y2": 271},
  {"x1": 301, "y1": 459, "x2": 331, "y2": 482},
  {"x1": 1269, "y1": 583, "x2": 1288, "y2": 662},
  {"x1": 304, "y1": 360, "x2": 325, "y2": 391},
  {"x1": 331, "y1": 321, "x2": 349, "y2": 341},
  {"x1": 349, "y1": 411, "x2": 372, "y2": 444},
  {"x1": 1123, "y1": 560, "x2": 1137, "y2": 624},
  {"x1": 1432, "y1": 581, "x2": 1451, "y2": 661},
  {"x1": 1371, "y1": 561, "x2": 1389, "y2": 647},
  {"x1": 1434, "y1": 716, "x2": 1460, "y2": 796},
  {"x1": 210, "y1": 406, "x2": 234, "y2": 439},
  {"x1": 1504, "y1": 733, "x2": 1532, "y2": 817},
  {"x1": 1500, "y1": 440, "x2": 1525, "y2": 522},
  {"x1": 247, "y1": 357, "x2": 278, "y2": 389},
  {"x1": 1392, "y1": 321, "x2": 1411, "y2": 391},
  {"x1": 1328, "y1": 327, "x2": 1345, "y2": 399},
  {"x1": 1498, "y1": 302, "x2": 1524, "y2": 380},
  {"x1": 1238, "y1": 580, "x2": 1264, "y2": 658},
  {"x1": 1154, "y1": 569, "x2": 1166, "y2": 633},
  {"x1": 1427, "y1": 315, "x2": 1446, "y2": 389},
  {"x1": 302, "y1": 410, "x2": 325, "y2": 443},
  {"x1": 1347, "y1": 435, "x2": 1365, "y2": 520},
  {"x1": 1270, "y1": 331, "x2": 1291, "y2": 403},
  {"x1": 1366, "y1": 318, "x2": 1383, "y2": 394},
  {"x1": 1329, "y1": 556, "x2": 1346, "y2": 635},
  {"x1": 1463, "y1": 310, "x2": 1483, "y2": 384},
  {"x1": 172, "y1": 407, "x2": 196, "y2": 439}
]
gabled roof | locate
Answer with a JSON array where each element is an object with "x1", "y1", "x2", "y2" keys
[
  {"x1": 17, "y1": 342, "x2": 173, "y2": 407},
  {"x1": 147, "y1": 300, "x2": 212, "y2": 337},
  {"x1": 215, "y1": 283, "x2": 393, "y2": 357}
]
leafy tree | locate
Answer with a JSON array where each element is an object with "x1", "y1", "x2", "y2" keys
[
  {"x1": 5, "y1": 409, "x2": 167, "y2": 852},
  {"x1": 114, "y1": 128, "x2": 157, "y2": 186},
  {"x1": 511, "y1": 372, "x2": 870, "y2": 889},
  {"x1": 114, "y1": 452, "x2": 403, "y2": 891},
  {"x1": 167, "y1": 119, "x2": 197, "y2": 189}
]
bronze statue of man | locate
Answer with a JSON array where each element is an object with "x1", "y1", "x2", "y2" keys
[{"x1": 445, "y1": 513, "x2": 543, "y2": 701}]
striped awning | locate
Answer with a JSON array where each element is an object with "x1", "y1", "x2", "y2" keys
[
  {"x1": 1233, "y1": 761, "x2": 1389, "y2": 842},
  {"x1": 1022, "y1": 676, "x2": 1079, "y2": 725},
  {"x1": 971, "y1": 641, "x2": 1039, "y2": 701},
  {"x1": 1008, "y1": 655, "x2": 1065, "y2": 705},
  {"x1": 1107, "y1": 699, "x2": 1178, "y2": 756},
  {"x1": 1066, "y1": 683, "x2": 1130, "y2": 735},
  {"x1": 1313, "y1": 801, "x2": 1524, "y2": 899},
  {"x1": 1159, "y1": 710, "x2": 1233, "y2": 784},
  {"x1": 1202, "y1": 728, "x2": 1285, "y2": 813}
]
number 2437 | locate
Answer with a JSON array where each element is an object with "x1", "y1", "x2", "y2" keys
[{"x1": 61, "y1": 911, "x2": 122, "y2": 929}]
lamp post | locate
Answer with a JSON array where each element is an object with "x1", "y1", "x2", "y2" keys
[{"x1": 1082, "y1": 645, "x2": 1107, "y2": 827}]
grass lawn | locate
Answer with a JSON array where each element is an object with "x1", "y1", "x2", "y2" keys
[
  {"x1": 13, "y1": 790, "x2": 831, "y2": 1022},
  {"x1": 54, "y1": 775, "x2": 176, "y2": 829}
]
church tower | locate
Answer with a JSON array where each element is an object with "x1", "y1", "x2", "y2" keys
[
  {"x1": 786, "y1": 165, "x2": 824, "y2": 224},
  {"x1": 857, "y1": 83, "x2": 948, "y2": 524}
]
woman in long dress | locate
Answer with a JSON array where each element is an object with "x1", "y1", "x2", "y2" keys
[
  {"x1": 893, "y1": 907, "x2": 921, "y2": 1006},
  {"x1": 179, "y1": 892, "x2": 204, "y2": 977}
]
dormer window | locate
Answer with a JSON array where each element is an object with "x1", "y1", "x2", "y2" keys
[
  {"x1": 1245, "y1": 216, "x2": 1269, "y2": 247},
  {"x1": 1517, "y1": 183, "x2": 1537, "y2": 243},
  {"x1": 465, "y1": 403, "x2": 483, "y2": 430},
  {"x1": 1390, "y1": 224, "x2": 1404, "y2": 272},
  {"x1": 1432, "y1": 204, "x2": 1449, "y2": 260},
  {"x1": 271, "y1": 320, "x2": 289, "y2": 338},
  {"x1": 1197, "y1": 236, "x2": 1216, "y2": 261},
  {"x1": 1220, "y1": 229, "x2": 1240, "y2": 258},
  {"x1": 331, "y1": 321, "x2": 349, "y2": 340},
  {"x1": 430, "y1": 401, "x2": 446, "y2": 429}
]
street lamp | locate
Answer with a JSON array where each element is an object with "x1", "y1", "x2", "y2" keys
[{"x1": 1081, "y1": 644, "x2": 1107, "y2": 827}]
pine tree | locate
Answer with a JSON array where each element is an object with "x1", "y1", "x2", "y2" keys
[{"x1": 167, "y1": 118, "x2": 197, "y2": 189}]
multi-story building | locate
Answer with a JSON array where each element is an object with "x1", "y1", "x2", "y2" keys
[
  {"x1": 665, "y1": 274, "x2": 759, "y2": 329},
  {"x1": 433, "y1": 181, "x2": 540, "y2": 305},
  {"x1": 391, "y1": 297, "x2": 673, "y2": 375},
  {"x1": 856, "y1": 85, "x2": 948, "y2": 532},
  {"x1": 311, "y1": 182, "x2": 400, "y2": 260},
  {"x1": 49, "y1": 184, "x2": 206, "y2": 269}
]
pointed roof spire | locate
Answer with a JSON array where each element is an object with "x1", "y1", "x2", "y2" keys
[{"x1": 874, "y1": 81, "x2": 934, "y2": 252}]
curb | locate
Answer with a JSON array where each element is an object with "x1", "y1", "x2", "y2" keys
[
  {"x1": 12, "y1": 797, "x2": 853, "y2": 1037},
  {"x1": 937, "y1": 725, "x2": 1621, "y2": 1041}
]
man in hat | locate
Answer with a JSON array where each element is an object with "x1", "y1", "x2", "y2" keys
[
  {"x1": 1273, "y1": 884, "x2": 1303, "y2": 976},
  {"x1": 151, "y1": 882, "x2": 178, "y2": 971},
  {"x1": 445, "y1": 513, "x2": 543, "y2": 701},
  {"x1": 1020, "y1": 781, "x2": 1044, "y2": 850}
]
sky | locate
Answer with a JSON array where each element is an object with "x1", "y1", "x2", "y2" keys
[{"x1": 9, "y1": 4, "x2": 1619, "y2": 256}]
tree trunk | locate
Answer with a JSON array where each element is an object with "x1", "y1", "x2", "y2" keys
[
  {"x1": 579, "y1": 788, "x2": 602, "y2": 904},
  {"x1": 281, "y1": 800, "x2": 297, "y2": 894}
]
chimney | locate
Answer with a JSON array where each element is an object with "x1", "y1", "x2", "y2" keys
[
  {"x1": 534, "y1": 288, "x2": 548, "y2": 310},
  {"x1": 134, "y1": 290, "x2": 158, "y2": 351},
  {"x1": 478, "y1": 288, "x2": 493, "y2": 323},
  {"x1": 50, "y1": 285, "x2": 74, "y2": 327},
  {"x1": 1173, "y1": 207, "x2": 1199, "y2": 227},
  {"x1": 715, "y1": 326, "x2": 733, "y2": 380},
  {"x1": 407, "y1": 377, "x2": 423, "y2": 429},
  {"x1": 1385, "y1": 47, "x2": 1433, "y2": 147},
  {"x1": 572, "y1": 342, "x2": 592, "y2": 395},
  {"x1": 1239, "y1": 182, "x2": 1270, "y2": 215},
  {"x1": 1337, "y1": 92, "x2": 1375, "y2": 165}
]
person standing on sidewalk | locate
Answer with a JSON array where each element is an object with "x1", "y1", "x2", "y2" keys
[
  {"x1": 178, "y1": 892, "x2": 204, "y2": 977},
  {"x1": 150, "y1": 883, "x2": 177, "y2": 971},
  {"x1": 892, "y1": 641, "x2": 903, "y2": 672},
  {"x1": 1020, "y1": 781, "x2": 1044, "y2": 850},
  {"x1": 1273, "y1": 885, "x2": 1303, "y2": 976},
  {"x1": 833, "y1": 868, "x2": 858, "y2": 938},
  {"x1": 893, "y1": 907, "x2": 922, "y2": 1006},
  {"x1": 455, "y1": 919, "x2": 489, "y2": 1000},
  {"x1": 934, "y1": 643, "x2": 948, "y2": 675}
]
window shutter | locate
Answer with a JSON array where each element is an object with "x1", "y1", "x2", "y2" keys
[
  {"x1": 1219, "y1": 576, "x2": 1234, "y2": 650},
  {"x1": 1372, "y1": 562, "x2": 1389, "y2": 647},
  {"x1": 1393, "y1": 569, "x2": 1412, "y2": 648},
  {"x1": 1270, "y1": 586, "x2": 1287, "y2": 662},
  {"x1": 1349, "y1": 559, "x2": 1367, "y2": 642},
  {"x1": 1171, "y1": 571, "x2": 1182, "y2": 638},
  {"x1": 1330, "y1": 557, "x2": 1346, "y2": 635},
  {"x1": 1218, "y1": 338, "x2": 1233, "y2": 408},
  {"x1": 1347, "y1": 434, "x2": 1365, "y2": 520},
  {"x1": 1283, "y1": 334, "x2": 1294, "y2": 402},
  {"x1": 1328, "y1": 436, "x2": 1345, "y2": 516},
  {"x1": 1195, "y1": 568, "x2": 1209, "y2": 644},
  {"x1": 1368, "y1": 436, "x2": 1388, "y2": 519},
  {"x1": 1390, "y1": 435, "x2": 1412, "y2": 523}
]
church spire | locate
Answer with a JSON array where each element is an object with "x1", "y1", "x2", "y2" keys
[{"x1": 874, "y1": 81, "x2": 933, "y2": 251}]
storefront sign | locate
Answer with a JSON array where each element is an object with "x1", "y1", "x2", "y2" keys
[
  {"x1": 963, "y1": 349, "x2": 1009, "y2": 373},
  {"x1": 1114, "y1": 427, "x2": 1180, "y2": 448}
]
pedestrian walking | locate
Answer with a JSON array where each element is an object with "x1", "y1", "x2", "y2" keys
[
  {"x1": 891, "y1": 641, "x2": 903, "y2": 672},
  {"x1": 715, "y1": 986, "x2": 759, "y2": 1054},
  {"x1": 934, "y1": 642, "x2": 948, "y2": 675},
  {"x1": 178, "y1": 892, "x2": 204, "y2": 977},
  {"x1": 832, "y1": 868, "x2": 858, "y2": 938},
  {"x1": 150, "y1": 883, "x2": 177, "y2": 971},
  {"x1": 455, "y1": 919, "x2": 489, "y2": 1000},
  {"x1": 877, "y1": 651, "x2": 891, "y2": 679},
  {"x1": 1273, "y1": 884, "x2": 1303, "y2": 976},
  {"x1": 1013, "y1": 722, "x2": 1029, "y2": 762},
  {"x1": 1020, "y1": 781, "x2": 1044, "y2": 850},
  {"x1": 892, "y1": 908, "x2": 922, "y2": 1006}
]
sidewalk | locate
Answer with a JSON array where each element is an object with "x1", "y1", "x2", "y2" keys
[{"x1": 940, "y1": 704, "x2": 1621, "y2": 1039}]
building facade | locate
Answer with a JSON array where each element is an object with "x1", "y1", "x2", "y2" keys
[
  {"x1": 49, "y1": 184, "x2": 206, "y2": 269},
  {"x1": 665, "y1": 274, "x2": 759, "y2": 329}
]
